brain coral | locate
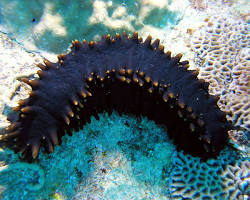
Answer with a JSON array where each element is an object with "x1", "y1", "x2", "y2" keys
[
  {"x1": 168, "y1": 148, "x2": 249, "y2": 200},
  {"x1": 188, "y1": 16, "x2": 250, "y2": 145}
]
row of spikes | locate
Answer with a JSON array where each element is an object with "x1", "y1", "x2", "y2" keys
[
  {"x1": 69, "y1": 32, "x2": 191, "y2": 67},
  {"x1": 13, "y1": 61, "x2": 214, "y2": 128},
  {"x1": 19, "y1": 64, "x2": 214, "y2": 129},
  {"x1": 79, "y1": 69, "x2": 210, "y2": 130},
  {"x1": 5, "y1": 72, "x2": 221, "y2": 159}
]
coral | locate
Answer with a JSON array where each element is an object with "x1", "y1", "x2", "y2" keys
[
  {"x1": 190, "y1": 0, "x2": 208, "y2": 10},
  {"x1": 0, "y1": 162, "x2": 44, "y2": 198},
  {"x1": 188, "y1": 16, "x2": 250, "y2": 140},
  {"x1": 168, "y1": 148, "x2": 249, "y2": 199}
]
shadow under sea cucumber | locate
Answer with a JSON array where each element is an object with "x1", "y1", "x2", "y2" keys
[{"x1": 1, "y1": 32, "x2": 231, "y2": 161}]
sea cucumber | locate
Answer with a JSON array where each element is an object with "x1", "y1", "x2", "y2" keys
[{"x1": 1, "y1": 32, "x2": 231, "y2": 161}]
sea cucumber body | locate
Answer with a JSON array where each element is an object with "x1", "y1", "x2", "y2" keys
[{"x1": 2, "y1": 33, "x2": 229, "y2": 160}]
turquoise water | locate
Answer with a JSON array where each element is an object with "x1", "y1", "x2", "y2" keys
[
  {"x1": 0, "y1": 0, "x2": 182, "y2": 53},
  {"x1": 0, "y1": 0, "x2": 249, "y2": 199}
]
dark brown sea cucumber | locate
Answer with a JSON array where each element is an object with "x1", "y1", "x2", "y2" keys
[{"x1": 1, "y1": 32, "x2": 231, "y2": 161}]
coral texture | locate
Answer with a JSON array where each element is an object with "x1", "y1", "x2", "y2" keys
[
  {"x1": 1, "y1": 32, "x2": 230, "y2": 161},
  {"x1": 168, "y1": 148, "x2": 249, "y2": 199},
  {"x1": 188, "y1": 16, "x2": 249, "y2": 146},
  {"x1": 0, "y1": 162, "x2": 44, "y2": 192}
]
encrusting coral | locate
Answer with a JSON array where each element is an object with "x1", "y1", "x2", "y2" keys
[
  {"x1": 188, "y1": 16, "x2": 250, "y2": 147},
  {"x1": 168, "y1": 148, "x2": 249, "y2": 200}
]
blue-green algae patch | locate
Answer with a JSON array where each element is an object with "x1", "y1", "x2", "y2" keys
[{"x1": 0, "y1": 112, "x2": 176, "y2": 199}]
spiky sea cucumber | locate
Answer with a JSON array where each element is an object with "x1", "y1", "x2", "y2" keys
[{"x1": 1, "y1": 32, "x2": 231, "y2": 161}]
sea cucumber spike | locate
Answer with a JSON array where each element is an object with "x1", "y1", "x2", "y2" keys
[
  {"x1": 57, "y1": 54, "x2": 66, "y2": 60},
  {"x1": 148, "y1": 87, "x2": 153, "y2": 93},
  {"x1": 50, "y1": 131, "x2": 59, "y2": 145},
  {"x1": 202, "y1": 135, "x2": 211, "y2": 144},
  {"x1": 31, "y1": 141, "x2": 40, "y2": 159},
  {"x1": 45, "y1": 138, "x2": 54, "y2": 153},
  {"x1": 180, "y1": 60, "x2": 189, "y2": 66},
  {"x1": 168, "y1": 92, "x2": 175, "y2": 99},
  {"x1": 152, "y1": 39, "x2": 160, "y2": 48},
  {"x1": 126, "y1": 78, "x2": 131, "y2": 84},
  {"x1": 72, "y1": 98, "x2": 78, "y2": 106},
  {"x1": 178, "y1": 101, "x2": 185, "y2": 109},
  {"x1": 19, "y1": 145, "x2": 26, "y2": 154},
  {"x1": 191, "y1": 70, "x2": 199, "y2": 77},
  {"x1": 13, "y1": 100, "x2": 28, "y2": 111},
  {"x1": 198, "y1": 79, "x2": 208, "y2": 89},
  {"x1": 74, "y1": 40, "x2": 81, "y2": 50},
  {"x1": 144, "y1": 35, "x2": 152, "y2": 45},
  {"x1": 133, "y1": 76, "x2": 139, "y2": 83},
  {"x1": 183, "y1": 63, "x2": 190, "y2": 69},
  {"x1": 87, "y1": 92, "x2": 92, "y2": 97},
  {"x1": 5, "y1": 122, "x2": 20, "y2": 132},
  {"x1": 89, "y1": 41, "x2": 94, "y2": 48},
  {"x1": 80, "y1": 90, "x2": 87, "y2": 98},
  {"x1": 82, "y1": 39, "x2": 87, "y2": 44},
  {"x1": 66, "y1": 107, "x2": 74, "y2": 118},
  {"x1": 37, "y1": 70, "x2": 45, "y2": 79},
  {"x1": 64, "y1": 116, "x2": 70, "y2": 125},
  {"x1": 111, "y1": 39, "x2": 115, "y2": 43},
  {"x1": 165, "y1": 51, "x2": 171, "y2": 58},
  {"x1": 115, "y1": 33, "x2": 121, "y2": 39},
  {"x1": 177, "y1": 110, "x2": 183, "y2": 118},
  {"x1": 28, "y1": 91, "x2": 38, "y2": 97},
  {"x1": 138, "y1": 79, "x2": 144, "y2": 87},
  {"x1": 197, "y1": 119, "x2": 205, "y2": 127},
  {"x1": 29, "y1": 80, "x2": 40, "y2": 89},
  {"x1": 119, "y1": 68, "x2": 126, "y2": 75},
  {"x1": 153, "y1": 81, "x2": 159, "y2": 87},
  {"x1": 59, "y1": 60, "x2": 64, "y2": 66},
  {"x1": 139, "y1": 71, "x2": 144, "y2": 77},
  {"x1": 212, "y1": 95, "x2": 220, "y2": 102},
  {"x1": 132, "y1": 32, "x2": 138, "y2": 42},
  {"x1": 158, "y1": 45, "x2": 164, "y2": 53},
  {"x1": 163, "y1": 94, "x2": 168, "y2": 102},
  {"x1": 139, "y1": 37, "x2": 143, "y2": 42},
  {"x1": 119, "y1": 76, "x2": 126, "y2": 82},
  {"x1": 21, "y1": 106, "x2": 33, "y2": 114},
  {"x1": 186, "y1": 106, "x2": 193, "y2": 113},
  {"x1": 87, "y1": 76, "x2": 93, "y2": 82},
  {"x1": 106, "y1": 34, "x2": 111, "y2": 41},
  {"x1": 37, "y1": 63, "x2": 46, "y2": 70},
  {"x1": 122, "y1": 31, "x2": 128, "y2": 38},
  {"x1": 189, "y1": 123, "x2": 195, "y2": 132},
  {"x1": 126, "y1": 69, "x2": 133, "y2": 76},
  {"x1": 44, "y1": 59, "x2": 54, "y2": 68},
  {"x1": 78, "y1": 102, "x2": 84, "y2": 108},
  {"x1": 0, "y1": 131, "x2": 20, "y2": 141},
  {"x1": 174, "y1": 53, "x2": 183, "y2": 63},
  {"x1": 190, "y1": 113, "x2": 196, "y2": 119},
  {"x1": 21, "y1": 78, "x2": 30, "y2": 85},
  {"x1": 145, "y1": 76, "x2": 151, "y2": 83}
]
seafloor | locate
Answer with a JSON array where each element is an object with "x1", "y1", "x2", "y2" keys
[{"x1": 0, "y1": 0, "x2": 249, "y2": 199}]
